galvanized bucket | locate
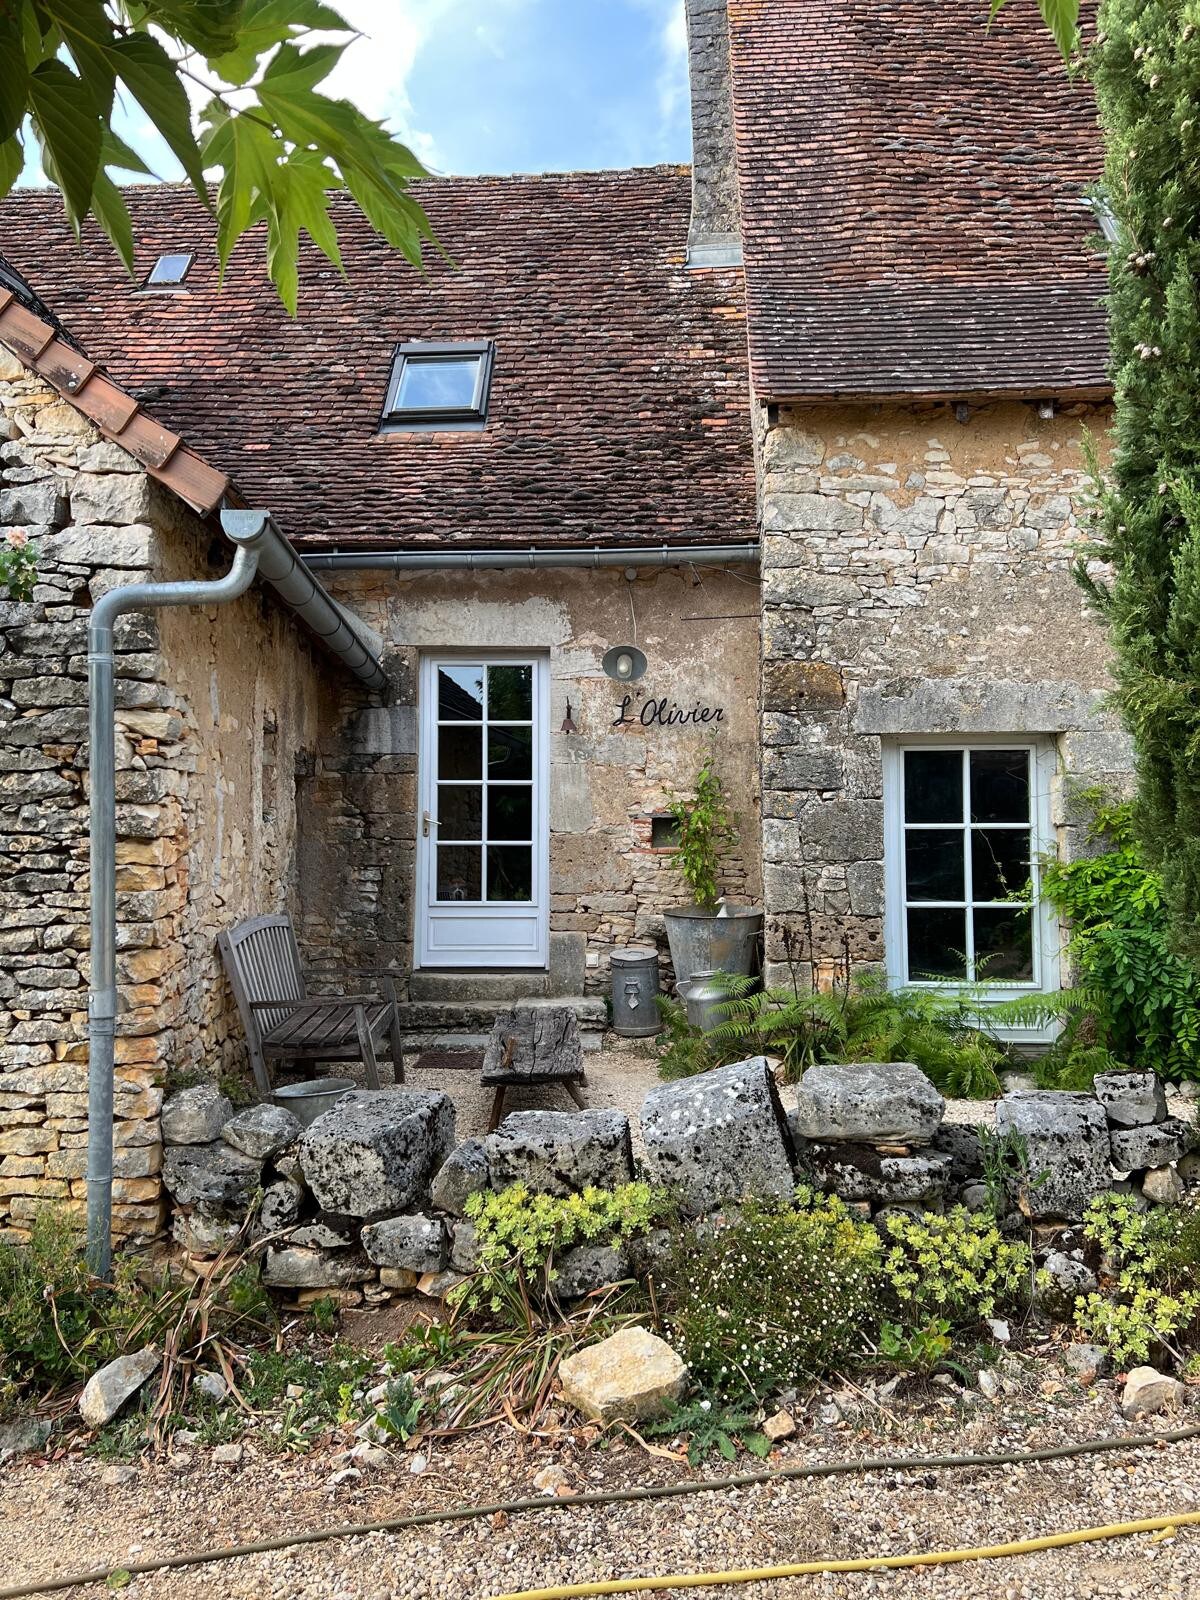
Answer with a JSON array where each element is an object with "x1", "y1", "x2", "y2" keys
[
  {"x1": 663, "y1": 904, "x2": 763, "y2": 988},
  {"x1": 611, "y1": 946, "x2": 662, "y2": 1037},
  {"x1": 271, "y1": 1075, "x2": 356, "y2": 1129}
]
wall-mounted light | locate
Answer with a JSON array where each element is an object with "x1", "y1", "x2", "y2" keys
[{"x1": 602, "y1": 644, "x2": 647, "y2": 683}]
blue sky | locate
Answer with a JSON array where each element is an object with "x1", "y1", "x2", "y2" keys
[{"x1": 20, "y1": 1, "x2": 692, "y2": 188}]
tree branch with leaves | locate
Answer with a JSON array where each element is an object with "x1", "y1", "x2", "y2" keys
[{"x1": 1, "y1": 0, "x2": 434, "y2": 312}]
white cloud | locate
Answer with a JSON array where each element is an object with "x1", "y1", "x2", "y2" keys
[{"x1": 631, "y1": 0, "x2": 688, "y2": 144}]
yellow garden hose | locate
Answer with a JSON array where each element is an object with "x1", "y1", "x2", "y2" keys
[{"x1": 490, "y1": 1510, "x2": 1200, "y2": 1600}]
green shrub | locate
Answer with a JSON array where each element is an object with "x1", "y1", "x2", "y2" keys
[
  {"x1": 667, "y1": 751, "x2": 736, "y2": 912},
  {"x1": 641, "y1": 1397, "x2": 771, "y2": 1464},
  {"x1": 1041, "y1": 796, "x2": 1200, "y2": 1082},
  {"x1": 879, "y1": 1207, "x2": 1032, "y2": 1326},
  {"x1": 657, "y1": 1193, "x2": 882, "y2": 1402},
  {"x1": 460, "y1": 1182, "x2": 672, "y2": 1314},
  {"x1": 1073, "y1": 1192, "x2": 1200, "y2": 1364}
]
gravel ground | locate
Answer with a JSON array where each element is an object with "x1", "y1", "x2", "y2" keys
[{"x1": 3, "y1": 1372, "x2": 1199, "y2": 1600}]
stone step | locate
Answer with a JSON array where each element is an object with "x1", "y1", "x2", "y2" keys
[
  {"x1": 407, "y1": 969, "x2": 552, "y2": 1003},
  {"x1": 395, "y1": 996, "x2": 607, "y2": 1054}
]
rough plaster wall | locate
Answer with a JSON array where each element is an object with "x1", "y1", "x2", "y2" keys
[
  {"x1": 297, "y1": 565, "x2": 762, "y2": 994},
  {"x1": 758, "y1": 400, "x2": 1132, "y2": 987},
  {"x1": 0, "y1": 351, "x2": 326, "y2": 1241}
]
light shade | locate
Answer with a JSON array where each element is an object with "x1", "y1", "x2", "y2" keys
[{"x1": 602, "y1": 644, "x2": 647, "y2": 682}]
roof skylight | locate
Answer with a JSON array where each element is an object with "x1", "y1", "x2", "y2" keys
[
  {"x1": 382, "y1": 340, "x2": 494, "y2": 431},
  {"x1": 145, "y1": 252, "x2": 194, "y2": 288}
]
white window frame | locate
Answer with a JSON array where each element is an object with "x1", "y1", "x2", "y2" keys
[{"x1": 882, "y1": 737, "x2": 1061, "y2": 1040}]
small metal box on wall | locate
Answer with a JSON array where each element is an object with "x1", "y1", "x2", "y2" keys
[{"x1": 611, "y1": 946, "x2": 662, "y2": 1037}]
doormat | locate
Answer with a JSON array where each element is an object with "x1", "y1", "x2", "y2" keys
[{"x1": 409, "y1": 1049, "x2": 484, "y2": 1074}]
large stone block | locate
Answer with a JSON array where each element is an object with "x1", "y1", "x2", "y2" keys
[
  {"x1": 793, "y1": 1061, "x2": 943, "y2": 1147},
  {"x1": 161, "y1": 1084, "x2": 232, "y2": 1145},
  {"x1": 162, "y1": 1142, "x2": 261, "y2": 1215},
  {"x1": 486, "y1": 1110, "x2": 633, "y2": 1197},
  {"x1": 221, "y1": 1102, "x2": 302, "y2": 1161},
  {"x1": 1110, "y1": 1118, "x2": 1194, "y2": 1173},
  {"x1": 69, "y1": 473, "x2": 153, "y2": 525},
  {"x1": 806, "y1": 1143, "x2": 952, "y2": 1207},
  {"x1": 300, "y1": 1088, "x2": 455, "y2": 1218},
  {"x1": 429, "y1": 1137, "x2": 490, "y2": 1215},
  {"x1": 1093, "y1": 1071, "x2": 1167, "y2": 1129},
  {"x1": 640, "y1": 1056, "x2": 795, "y2": 1215},
  {"x1": 994, "y1": 1092, "x2": 1111, "y2": 1220},
  {"x1": 760, "y1": 659, "x2": 845, "y2": 714},
  {"x1": 361, "y1": 1213, "x2": 447, "y2": 1272}
]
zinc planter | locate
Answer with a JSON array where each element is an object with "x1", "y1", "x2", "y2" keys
[{"x1": 663, "y1": 904, "x2": 763, "y2": 989}]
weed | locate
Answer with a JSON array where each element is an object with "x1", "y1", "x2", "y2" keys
[{"x1": 641, "y1": 1396, "x2": 771, "y2": 1465}]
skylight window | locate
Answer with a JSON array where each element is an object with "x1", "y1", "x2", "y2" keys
[
  {"x1": 144, "y1": 252, "x2": 193, "y2": 288},
  {"x1": 382, "y1": 340, "x2": 494, "y2": 431}
]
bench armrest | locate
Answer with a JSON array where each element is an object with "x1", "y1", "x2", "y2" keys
[{"x1": 248, "y1": 995, "x2": 382, "y2": 1011}]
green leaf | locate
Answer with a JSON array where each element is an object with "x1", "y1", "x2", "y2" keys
[
  {"x1": 40, "y1": 0, "x2": 119, "y2": 121},
  {"x1": 111, "y1": 32, "x2": 207, "y2": 197},
  {"x1": 0, "y1": 135, "x2": 23, "y2": 204},
  {"x1": 90, "y1": 169, "x2": 135, "y2": 273},
  {"x1": 208, "y1": 0, "x2": 352, "y2": 87},
  {"x1": 28, "y1": 58, "x2": 102, "y2": 224},
  {"x1": 101, "y1": 128, "x2": 155, "y2": 179},
  {"x1": 260, "y1": 40, "x2": 349, "y2": 97},
  {"x1": 988, "y1": 0, "x2": 1080, "y2": 59},
  {"x1": 0, "y1": 5, "x2": 29, "y2": 141},
  {"x1": 202, "y1": 104, "x2": 276, "y2": 277}
]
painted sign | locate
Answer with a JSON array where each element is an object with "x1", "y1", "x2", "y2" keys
[{"x1": 613, "y1": 693, "x2": 725, "y2": 729}]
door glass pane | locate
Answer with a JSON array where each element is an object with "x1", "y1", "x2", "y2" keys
[
  {"x1": 488, "y1": 726, "x2": 532, "y2": 779},
  {"x1": 905, "y1": 828, "x2": 964, "y2": 901},
  {"x1": 439, "y1": 785, "x2": 482, "y2": 840},
  {"x1": 972, "y1": 828, "x2": 1031, "y2": 902},
  {"x1": 438, "y1": 665, "x2": 484, "y2": 720},
  {"x1": 438, "y1": 725, "x2": 481, "y2": 780},
  {"x1": 904, "y1": 750, "x2": 962, "y2": 823},
  {"x1": 487, "y1": 845, "x2": 533, "y2": 902},
  {"x1": 907, "y1": 907, "x2": 967, "y2": 980},
  {"x1": 488, "y1": 664, "x2": 532, "y2": 720},
  {"x1": 489, "y1": 786, "x2": 533, "y2": 841},
  {"x1": 974, "y1": 906, "x2": 1034, "y2": 981},
  {"x1": 970, "y1": 750, "x2": 1029, "y2": 823},
  {"x1": 437, "y1": 845, "x2": 481, "y2": 901}
]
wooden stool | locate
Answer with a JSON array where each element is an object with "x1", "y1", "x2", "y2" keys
[{"x1": 481, "y1": 1006, "x2": 587, "y2": 1131}]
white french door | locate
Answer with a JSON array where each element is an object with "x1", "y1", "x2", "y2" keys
[{"x1": 415, "y1": 654, "x2": 549, "y2": 969}]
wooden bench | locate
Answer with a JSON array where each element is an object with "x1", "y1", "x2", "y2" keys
[
  {"x1": 218, "y1": 914, "x2": 404, "y2": 1097},
  {"x1": 481, "y1": 1006, "x2": 587, "y2": 1130}
]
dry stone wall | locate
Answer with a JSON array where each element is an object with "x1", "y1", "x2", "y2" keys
[
  {"x1": 758, "y1": 399, "x2": 1132, "y2": 987},
  {"x1": 0, "y1": 352, "x2": 329, "y2": 1243}
]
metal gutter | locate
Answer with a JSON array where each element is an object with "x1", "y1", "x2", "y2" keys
[{"x1": 302, "y1": 542, "x2": 761, "y2": 574}]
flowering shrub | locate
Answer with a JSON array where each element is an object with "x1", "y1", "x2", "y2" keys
[
  {"x1": 1074, "y1": 1192, "x2": 1200, "y2": 1364},
  {"x1": 879, "y1": 1207, "x2": 1032, "y2": 1326},
  {"x1": 460, "y1": 1181, "x2": 672, "y2": 1314},
  {"x1": 658, "y1": 1192, "x2": 882, "y2": 1402},
  {"x1": 0, "y1": 529, "x2": 37, "y2": 601}
]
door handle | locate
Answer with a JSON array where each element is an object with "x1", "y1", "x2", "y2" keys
[{"x1": 422, "y1": 810, "x2": 437, "y2": 837}]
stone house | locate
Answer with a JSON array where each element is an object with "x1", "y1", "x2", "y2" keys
[{"x1": 0, "y1": 0, "x2": 1120, "y2": 1243}]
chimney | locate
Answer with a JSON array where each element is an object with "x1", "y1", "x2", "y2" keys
[{"x1": 684, "y1": 0, "x2": 741, "y2": 267}]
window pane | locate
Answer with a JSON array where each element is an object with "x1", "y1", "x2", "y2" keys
[
  {"x1": 904, "y1": 750, "x2": 962, "y2": 823},
  {"x1": 489, "y1": 786, "x2": 532, "y2": 841},
  {"x1": 438, "y1": 665, "x2": 484, "y2": 720},
  {"x1": 904, "y1": 828, "x2": 964, "y2": 901},
  {"x1": 970, "y1": 750, "x2": 1029, "y2": 823},
  {"x1": 487, "y1": 845, "x2": 533, "y2": 902},
  {"x1": 148, "y1": 252, "x2": 191, "y2": 285},
  {"x1": 488, "y1": 726, "x2": 532, "y2": 779},
  {"x1": 972, "y1": 828, "x2": 1032, "y2": 903},
  {"x1": 396, "y1": 355, "x2": 480, "y2": 412},
  {"x1": 439, "y1": 785, "x2": 482, "y2": 840},
  {"x1": 438, "y1": 845, "x2": 481, "y2": 901},
  {"x1": 487, "y1": 665, "x2": 532, "y2": 720},
  {"x1": 438, "y1": 725, "x2": 481, "y2": 781},
  {"x1": 973, "y1": 906, "x2": 1034, "y2": 981},
  {"x1": 907, "y1": 907, "x2": 968, "y2": 979}
]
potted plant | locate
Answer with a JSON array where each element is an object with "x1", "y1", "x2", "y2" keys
[{"x1": 663, "y1": 753, "x2": 763, "y2": 987}]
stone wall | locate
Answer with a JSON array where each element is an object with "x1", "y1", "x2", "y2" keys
[
  {"x1": 683, "y1": 0, "x2": 740, "y2": 262},
  {"x1": 297, "y1": 564, "x2": 763, "y2": 995},
  {"x1": 0, "y1": 354, "x2": 330, "y2": 1242},
  {"x1": 758, "y1": 399, "x2": 1131, "y2": 988}
]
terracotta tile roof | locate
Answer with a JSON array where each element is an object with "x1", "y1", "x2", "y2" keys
[
  {"x1": 727, "y1": 0, "x2": 1110, "y2": 403},
  {"x1": 0, "y1": 171, "x2": 754, "y2": 550},
  {"x1": 0, "y1": 287, "x2": 231, "y2": 515}
]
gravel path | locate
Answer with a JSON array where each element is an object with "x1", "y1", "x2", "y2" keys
[{"x1": 3, "y1": 1381, "x2": 1198, "y2": 1599}]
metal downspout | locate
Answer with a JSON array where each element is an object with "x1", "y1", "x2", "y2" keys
[{"x1": 85, "y1": 536, "x2": 261, "y2": 1276}]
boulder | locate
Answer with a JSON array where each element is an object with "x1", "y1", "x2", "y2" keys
[
  {"x1": 429, "y1": 1137, "x2": 490, "y2": 1215},
  {"x1": 289, "y1": 1215, "x2": 358, "y2": 1249},
  {"x1": 792, "y1": 1061, "x2": 943, "y2": 1147},
  {"x1": 1142, "y1": 1164, "x2": 1185, "y2": 1206},
  {"x1": 640, "y1": 1057, "x2": 795, "y2": 1215},
  {"x1": 557, "y1": 1326, "x2": 687, "y2": 1424},
  {"x1": 993, "y1": 1092, "x2": 1111, "y2": 1220},
  {"x1": 361, "y1": 1214, "x2": 448, "y2": 1273},
  {"x1": 221, "y1": 1103, "x2": 302, "y2": 1161},
  {"x1": 1110, "y1": 1118, "x2": 1194, "y2": 1173},
  {"x1": 78, "y1": 1347, "x2": 161, "y2": 1429},
  {"x1": 1035, "y1": 1250, "x2": 1098, "y2": 1321},
  {"x1": 261, "y1": 1247, "x2": 374, "y2": 1290},
  {"x1": 259, "y1": 1178, "x2": 304, "y2": 1232},
  {"x1": 161, "y1": 1084, "x2": 232, "y2": 1145},
  {"x1": 1120, "y1": 1366, "x2": 1187, "y2": 1420},
  {"x1": 1062, "y1": 1343, "x2": 1108, "y2": 1385},
  {"x1": 1093, "y1": 1070, "x2": 1168, "y2": 1129},
  {"x1": 300, "y1": 1089, "x2": 455, "y2": 1218},
  {"x1": 171, "y1": 1209, "x2": 241, "y2": 1257},
  {"x1": 806, "y1": 1143, "x2": 952, "y2": 1208},
  {"x1": 450, "y1": 1220, "x2": 481, "y2": 1274},
  {"x1": 486, "y1": 1109, "x2": 633, "y2": 1197},
  {"x1": 551, "y1": 1243, "x2": 631, "y2": 1299},
  {"x1": 1178, "y1": 1151, "x2": 1200, "y2": 1187},
  {"x1": 0, "y1": 1417, "x2": 51, "y2": 1460},
  {"x1": 931, "y1": 1122, "x2": 986, "y2": 1182},
  {"x1": 162, "y1": 1141, "x2": 262, "y2": 1215}
]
